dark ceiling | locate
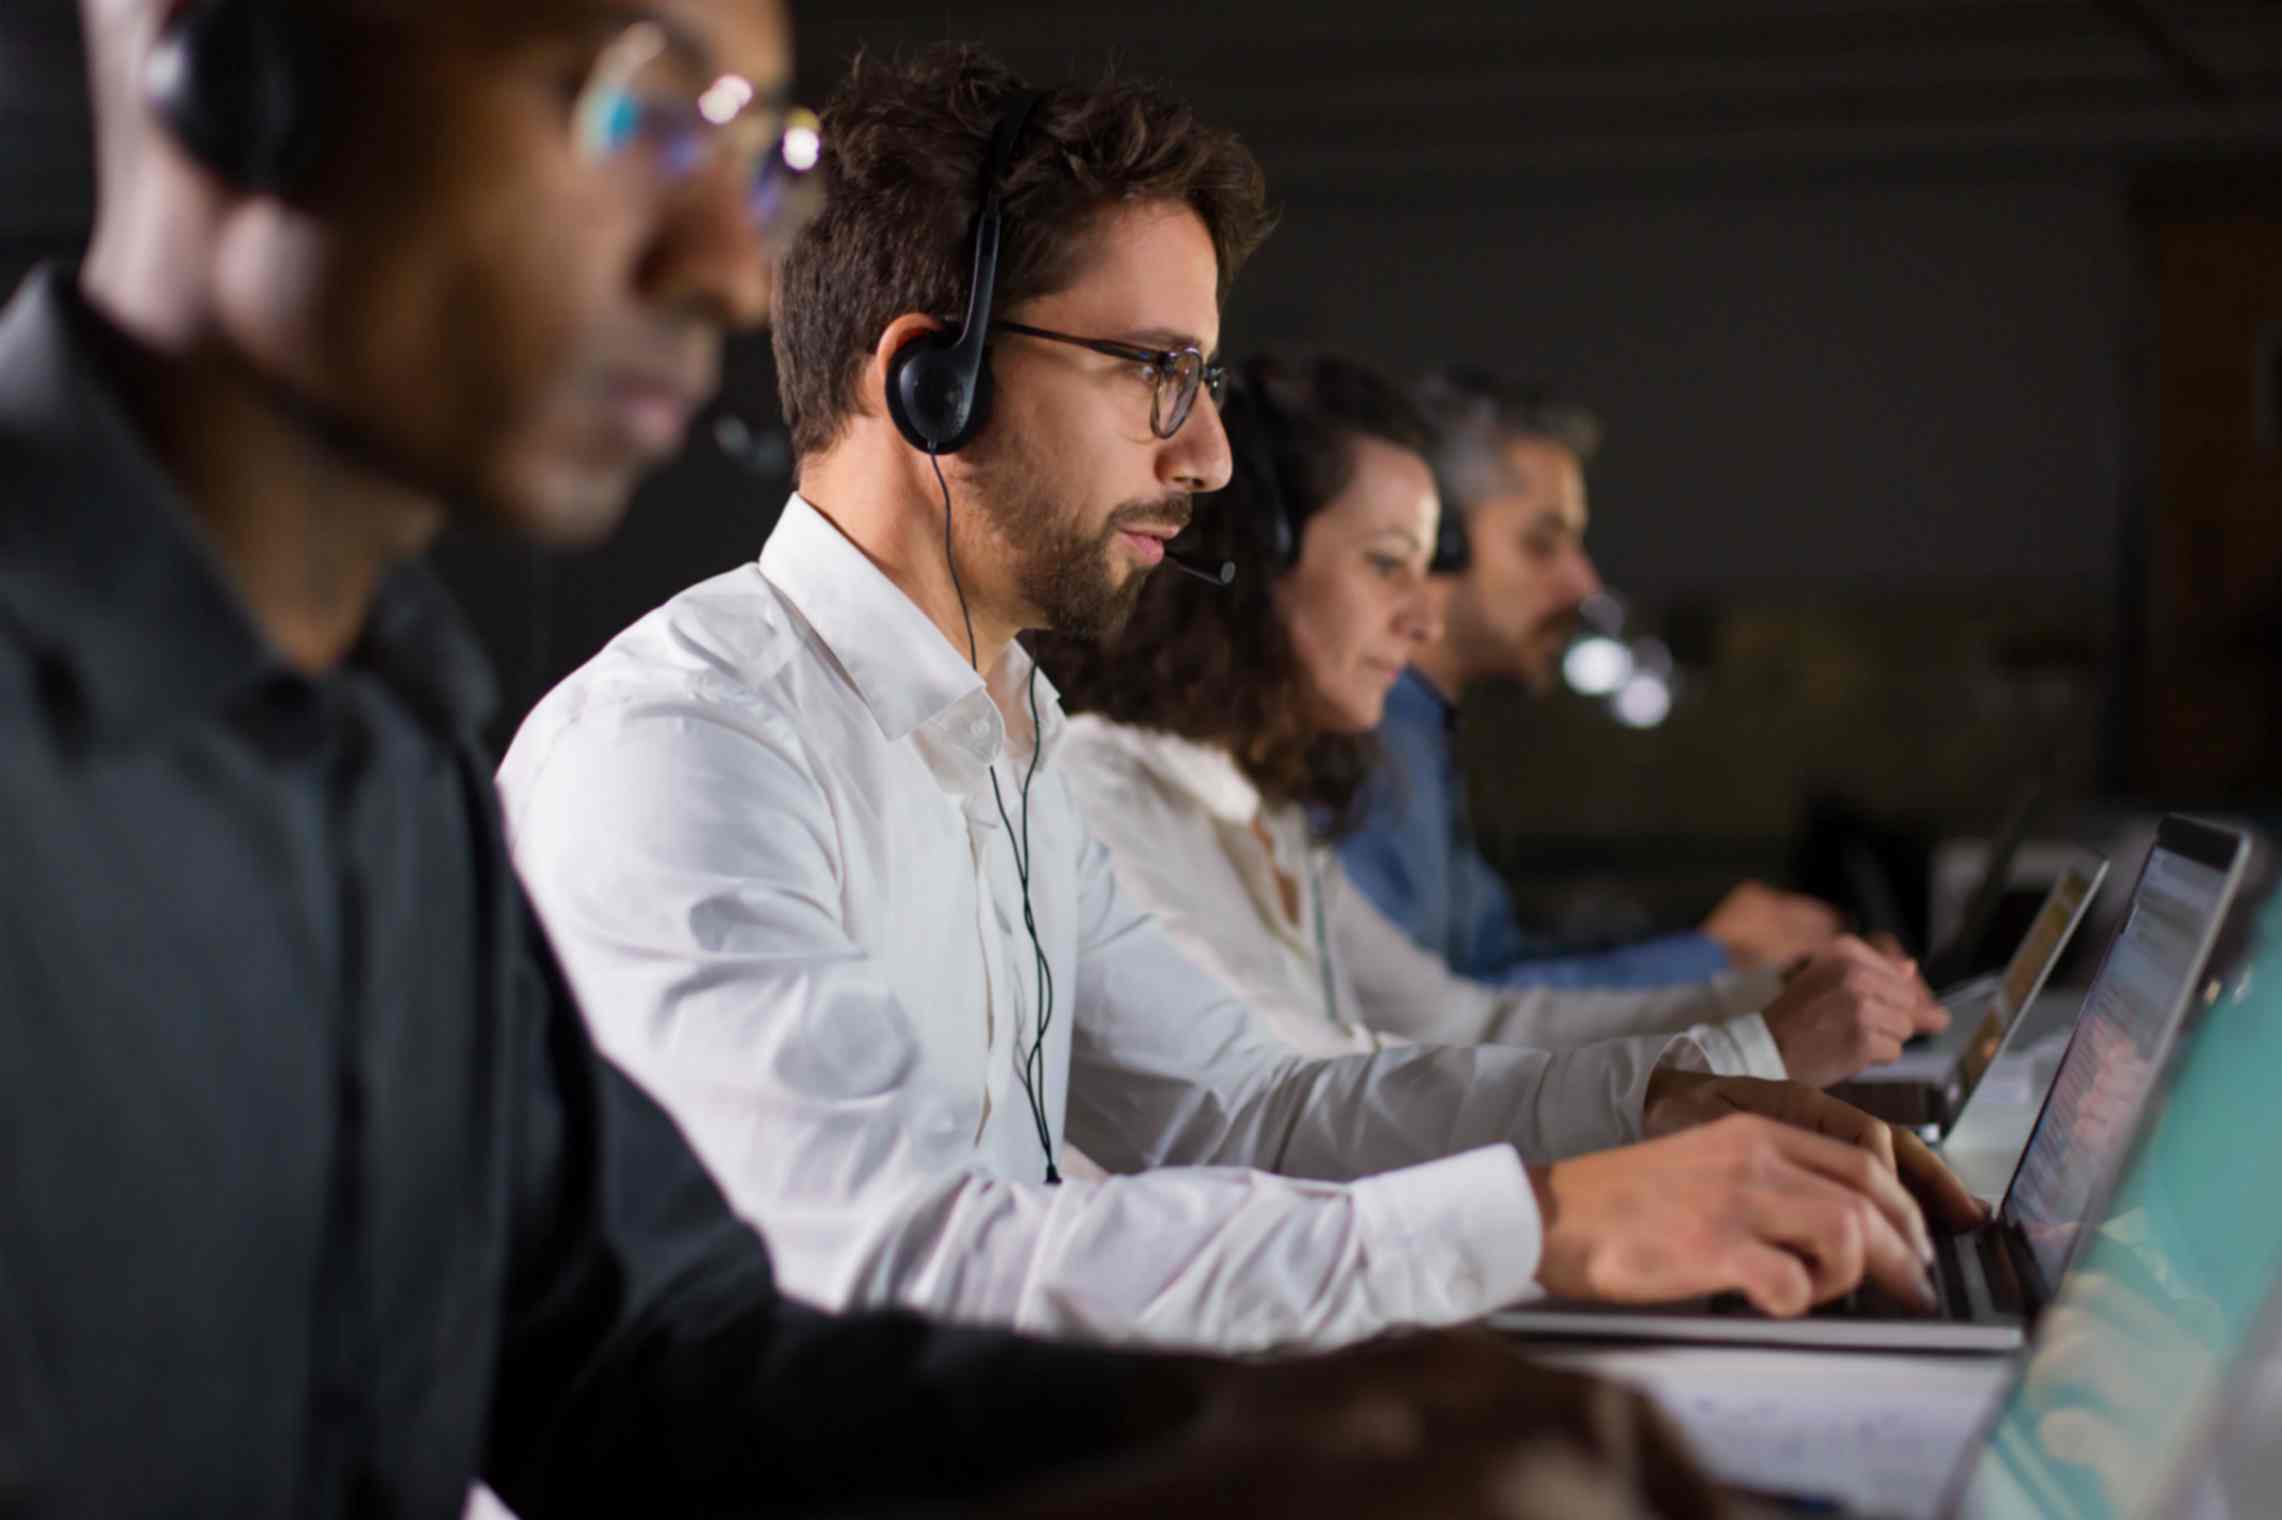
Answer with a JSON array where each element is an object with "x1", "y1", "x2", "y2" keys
[
  {"x1": 786, "y1": 0, "x2": 2282, "y2": 186},
  {"x1": 8, "y1": 1, "x2": 2282, "y2": 233}
]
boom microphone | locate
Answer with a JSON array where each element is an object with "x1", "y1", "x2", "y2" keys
[{"x1": 1164, "y1": 552, "x2": 1235, "y2": 587}]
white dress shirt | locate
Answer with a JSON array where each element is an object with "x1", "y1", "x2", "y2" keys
[
  {"x1": 498, "y1": 494, "x2": 1727, "y2": 1353},
  {"x1": 1055, "y1": 716, "x2": 1789, "y2": 1072}
]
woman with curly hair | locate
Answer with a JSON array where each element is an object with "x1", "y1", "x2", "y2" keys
[{"x1": 1041, "y1": 352, "x2": 1918, "y2": 1083}]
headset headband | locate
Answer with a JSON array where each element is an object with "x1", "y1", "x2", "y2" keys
[{"x1": 940, "y1": 91, "x2": 1045, "y2": 386}]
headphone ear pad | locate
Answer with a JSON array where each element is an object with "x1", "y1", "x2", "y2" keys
[
  {"x1": 146, "y1": 0, "x2": 318, "y2": 193},
  {"x1": 887, "y1": 335, "x2": 993, "y2": 455},
  {"x1": 1429, "y1": 506, "x2": 1471, "y2": 576}
]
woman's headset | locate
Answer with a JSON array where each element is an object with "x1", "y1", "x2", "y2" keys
[{"x1": 1217, "y1": 357, "x2": 1473, "y2": 578}]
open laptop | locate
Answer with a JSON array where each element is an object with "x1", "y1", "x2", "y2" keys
[
  {"x1": 1560, "y1": 872, "x2": 2282, "y2": 1519},
  {"x1": 1830, "y1": 858, "x2": 2109, "y2": 1140},
  {"x1": 1923, "y1": 777, "x2": 2048, "y2": 990},
  {"x1": 1494, "y1": 815, "x2": 2248, "y2": 1353}
]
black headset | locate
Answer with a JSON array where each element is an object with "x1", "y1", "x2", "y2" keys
[
  {"x1": 145, "y1": 0, "x2": 330, "y2": 194},
  {"x1": 1225, "y1": 356, "x2": 1472, "y2": 577},
  {"x1": 883, "y1": 93, "x2": 1043, "y2": 456},
  {"x1": 887, "y1": 96, "x2": 1232, "y2": 585},
  {"x1": 1429, "y1": 498, "x2": 1471, "y2": 576},
  {"x1": 891, "y1": 92, "x2": 1066, "y2": 1184},
  {"x1": 1218, "y1": 359, "x2": 1302, "y2": 571}
]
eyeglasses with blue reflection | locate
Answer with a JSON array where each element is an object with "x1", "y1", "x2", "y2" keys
[{"x1": 571, "y1": 23, "x2": 822, "y2": 242}]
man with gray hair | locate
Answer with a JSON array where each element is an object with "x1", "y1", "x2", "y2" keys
[{"x1": 1339, "y1": 366, "x2": 1853, "y2": 989}]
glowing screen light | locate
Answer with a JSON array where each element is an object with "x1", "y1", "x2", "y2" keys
[
  {"x1": 699, "y1": 75, "x2": 755, "y2": 125},
  {"x1": 1612, "y1": 672, "x2": 1673, "y2": 729},
  {"x1": 1563, "y1": 635, "x2": 1634, "y2": 697},
  {"x1": 783, "y1": 115, "x2": 822, "y2": 172}
]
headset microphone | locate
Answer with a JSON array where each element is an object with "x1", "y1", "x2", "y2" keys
[{"x1": 1164, "y1": 552, "x2": 1235, "y2": 587}]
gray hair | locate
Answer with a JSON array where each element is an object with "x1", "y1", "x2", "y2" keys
[{"x1": 1413, "y1": 366, "x2": 1603, "y2": 517}]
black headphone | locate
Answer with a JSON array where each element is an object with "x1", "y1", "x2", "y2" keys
[
  {"x1": 1226, "y1": 356, "x2": 1472, "y2": 577},
  {"x1": 883, "y1": 93, "x2": 1044, "y2": 456},
  {"x1": 1221, "y1": 358, "x2": 1318, "y2": 575},
  {"x1": 887, "y1": 92, "x2": 1232, "y2": 590},
  {"x1": 145, "y1": 0, "x2": 330, "y2": 194},
  {"x1": 1429, "y1": 501, "x2": 1472, "y2": 576}
]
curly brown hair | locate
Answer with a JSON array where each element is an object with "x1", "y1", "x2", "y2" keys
[
  {"x1": 1039, "y1": 352, "x2": 1431, "y2": 828},
  {"x1": 772, "y1": 43, "x2": 1275, "y2": 463}
]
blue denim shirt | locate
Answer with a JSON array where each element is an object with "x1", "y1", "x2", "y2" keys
[{"x1": 1338, "y1": 670, "x2": 1730, "y2": 988}]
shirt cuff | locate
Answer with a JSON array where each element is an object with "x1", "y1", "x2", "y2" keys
[
  {"x1": 1689, "y1": 1012, "x2": 1789, "y2": 1081},
  {"x1": 1710, "y1": 963, "x2": 1787, "y2": 1017},
  {"x1": 1349, "y1": 1144, "x2": 1544, "y2": 1320}
]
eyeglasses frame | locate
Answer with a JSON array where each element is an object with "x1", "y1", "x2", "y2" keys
[
  {"x1": 991, "y1": 320, "x2": 1226, "y2": 440},
  {"x1": 571, "y1": 21, "x2": 822, "y2": 237}
]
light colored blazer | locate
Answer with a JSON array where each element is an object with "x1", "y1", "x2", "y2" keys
[{"x1": 1057, "y1": 715, "x2": 1788, "y2": 1075}]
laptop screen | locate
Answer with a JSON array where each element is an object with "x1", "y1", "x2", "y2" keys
[
  {"x1": 1955, "y1": 889, "x2": 2282, "y2": 1519},
  {"x1": 2000, "y1": 837, "x2": 2236, "y2": 1288},
  {"x1": 1950, "y1": 864, "x2": 2103, "y2": 1107}
]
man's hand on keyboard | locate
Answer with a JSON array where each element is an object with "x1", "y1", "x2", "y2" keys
[
  {"x1": 1642, "y1": 1071, "x2": 1989, "y2": 1232},
  {"x1": 1532, "y1": 1100, "x2": 1946, "y2": 1317},
  {"x1": 1700, "y1": 880, "x2": 1844, "y2": 969},
  {"x1": 1759, "y1": 936, "x2": 1949, "y2": 1086}
]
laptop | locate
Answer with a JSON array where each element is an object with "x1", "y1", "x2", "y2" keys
[
  {"x1": 1570, "y1": 871, "x2": 2282, "y2": 1518},
  {"x1": 1924, "y1": 777, "x2": 2048, "y2": 990},
  {"x1": 1494, "y1": 815, "x2": 2248, "y2": 1353},
  {"x1": 1830, "y1": 858, "x2": 2109, "y2": 1140},
  {"x1": 1940, "y1": 873, "x2": 2282, "y2": 1520}
]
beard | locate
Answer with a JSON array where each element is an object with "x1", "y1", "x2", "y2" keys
[
  {"x1": 1450, "y1": 590, "x2": 1581, "y2": 695},
  {"x1": 966, "y1": 426, "x2": 1191, "y2": 642},
  {"x1": 1521, "y1": 607, "x2": 1584, "y2": 692}
]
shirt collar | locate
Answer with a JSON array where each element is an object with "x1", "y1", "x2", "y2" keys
[
  {"x1": 758, "y1": 492, "x2": 1067, "y2": 770},
  {"x1": 0, "y1": 266, "x2": 496, "y2": 745}
]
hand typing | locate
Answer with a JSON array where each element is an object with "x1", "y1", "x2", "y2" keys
[
  {"x1": 1525, "y1": 1073, "x2": 1986, "y2": 1318},
  {"x1": 1760, "y1": 936, "x2": 1948, "y2": 1086},
  {"x1": 1699, "y1": 880, "x2": 1843, "y2": 968}
]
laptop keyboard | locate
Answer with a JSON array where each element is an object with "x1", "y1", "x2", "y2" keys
[{"x1": 1706, "y1": 1227, "x2": 2025, "y2": 1324}]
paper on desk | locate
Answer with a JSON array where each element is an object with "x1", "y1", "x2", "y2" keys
[{"x1": 1537, "y1": 1344, "x2": 2010, "y2": 1520}]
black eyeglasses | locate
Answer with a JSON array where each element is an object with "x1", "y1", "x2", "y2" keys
[{"x1": 993, "y1": 321, "x2": 1225, "y2": 440}]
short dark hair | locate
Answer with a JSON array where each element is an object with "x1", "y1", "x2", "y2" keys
[
  {"x1": 1040, "y1": 352, "x2": 1428, "y2": 824},
  {"x1": 772, "y1": 44, "x2": 1275, "y2": 462},
  {"x1": 1413, "y1": 366, "x2": 1602, "y2": 518}
]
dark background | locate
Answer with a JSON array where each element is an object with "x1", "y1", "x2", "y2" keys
[{"x1": 7, "y1": 0, "x2": 2281, "y2": 942}]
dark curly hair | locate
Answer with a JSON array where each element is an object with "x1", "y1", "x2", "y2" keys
[
  {"x1": 1039, "y1": 352, "x2": 1430, "y2": 827},
  {"x1": 773, "y1": 43, "x2": 1275, "y2": 462}
]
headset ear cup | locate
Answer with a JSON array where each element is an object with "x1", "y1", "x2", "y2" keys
[
  {"x1": 884, "y1": 340, "x2": 937, "y2": 452},
  {"x1": 958, "y1": 348, "x2": 995, "y2": 452},
  {"x1": 146, "y1": 0, "x2": 319, "y2": 193},
  {"x1": 886, "y1": 335, "x2": 993, "y2": 455},
  {"x1": 1430, "y1": 505, "x2": 1471, "y2": 576}
]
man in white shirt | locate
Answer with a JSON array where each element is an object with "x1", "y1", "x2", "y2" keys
[{"x1": 500, "y1": 44, "x2": 1980, "y2": 1355}]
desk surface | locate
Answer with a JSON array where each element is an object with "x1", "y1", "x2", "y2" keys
[{"x1": 1519, "y1": 989, "x2": 2089, "y2": 1518}]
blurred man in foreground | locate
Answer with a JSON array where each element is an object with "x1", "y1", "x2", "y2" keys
[{"x1": 0, "y1": 2, "x2": 1731, "y2": 1514}]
